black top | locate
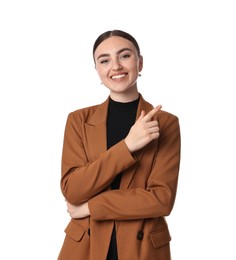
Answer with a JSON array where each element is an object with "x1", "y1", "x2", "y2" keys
[{"x1": 106, "y1": 96, "x2": 139, "y2": 260}]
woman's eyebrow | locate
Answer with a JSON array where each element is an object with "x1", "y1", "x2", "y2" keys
[
  {"x1": 96, "y1": 48, "x2": 133, "y2": 61},
  {"x1": 117, "y1": 48, "x2": 132, "y2": 54},
  {"x1": 97, "y1": 53, "x2": 109, "y2": 61}
]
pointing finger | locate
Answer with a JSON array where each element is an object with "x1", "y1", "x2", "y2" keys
[{"x1": 144, "y1": 105, "x2": 162, "y2": 120}]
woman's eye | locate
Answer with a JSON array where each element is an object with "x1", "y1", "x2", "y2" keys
[
  {"x1": 100, "y1": 59, "x2": 109, "y2": 64},
  {"x1": 121, "y1": 53, "x2": 131, "y2": 59}
]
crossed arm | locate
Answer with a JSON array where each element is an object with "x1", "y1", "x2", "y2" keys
[{"x1": 65, "y1": 106, "x2": 162, "y2": 219}]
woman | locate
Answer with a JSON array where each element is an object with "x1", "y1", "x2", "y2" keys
[{"x1": 58, "y1": 30, "x2": 181, "y2": 260}]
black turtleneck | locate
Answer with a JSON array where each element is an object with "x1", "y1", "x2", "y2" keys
[{"x1": 106, "y1": 95, "x2": 139, "y2": 260}]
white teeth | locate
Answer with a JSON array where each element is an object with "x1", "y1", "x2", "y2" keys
[{"x1": 112, "y1": 74, "x2": 126, "y2": 79}]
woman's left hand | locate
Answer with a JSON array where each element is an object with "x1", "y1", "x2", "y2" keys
[{"x1": 66, "y1": 201, "x2": 90, "y2": 219}]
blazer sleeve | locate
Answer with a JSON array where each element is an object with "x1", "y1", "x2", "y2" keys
[
  {"x1": 60, "y1": 112, "x2": 137, "y2": 205},
  {"x1": 88, "y1": 113, "x2": 181, "y2": 220}
]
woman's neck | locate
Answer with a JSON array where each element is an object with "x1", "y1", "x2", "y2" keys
[{"x1": 109, "y1": 87, "x2": 139, "y2": 103}]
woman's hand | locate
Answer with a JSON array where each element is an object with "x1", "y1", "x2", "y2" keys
[
  {"x1": 66, "y1": 201, "x2": 90, "y2": 219},
  {"x1": 125, "y1": 105, "x2": 162, "y2": 153}
]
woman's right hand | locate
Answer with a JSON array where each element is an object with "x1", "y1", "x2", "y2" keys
[
  {"x1": 66, "y1": 201, "x2": 90, "y2": 219},
  {"x1": 124, "y1": 105, "x2": 162, "y2": 153}
]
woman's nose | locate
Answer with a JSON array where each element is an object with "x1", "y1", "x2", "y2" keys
[{"x1": 113, "y1": 61, "x2": 123, "y2": 71}]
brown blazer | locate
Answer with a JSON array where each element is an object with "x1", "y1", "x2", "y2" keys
[{"x1": 58, "y1": 94, "x2": 181, "y2": 260}]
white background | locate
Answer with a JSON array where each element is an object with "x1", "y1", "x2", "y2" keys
[{"x1": 0, "y1": 0, "x2": 236, "y2": 259}]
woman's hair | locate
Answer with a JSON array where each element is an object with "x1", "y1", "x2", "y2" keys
[{"x1": 93, "y1": 30, "x2": 141, "y2": 59}]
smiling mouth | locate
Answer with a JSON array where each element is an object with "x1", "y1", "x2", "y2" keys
[{"x1": 111, "y1": 73, "x2": 127, "y2": 80}]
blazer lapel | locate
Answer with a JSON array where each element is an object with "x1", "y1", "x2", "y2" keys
[
  {"x1": 120, "y1": 95, "x2": 154, "y2": 189},
  {"x1": 84, "y1": 98, "x2": 109, "y2": 161}
]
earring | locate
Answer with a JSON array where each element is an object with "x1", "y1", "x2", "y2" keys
[{"x1": 138, "y1": 73, "x2": 142, "y2": 77}]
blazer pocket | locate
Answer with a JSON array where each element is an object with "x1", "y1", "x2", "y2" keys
[
  {"x1": 150, "y1": 227, "x2": 171, "y2": 249},
  {"x1": 65, "y1": 220, "x2": 86, "y2": 242}
]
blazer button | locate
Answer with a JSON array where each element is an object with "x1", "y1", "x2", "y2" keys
[
  {"x1": 88, "y1": 228, "x2": 90, "y2": 236},
  {"x1": 137, "y1": 231, "x2": 144, "y2": 241}
]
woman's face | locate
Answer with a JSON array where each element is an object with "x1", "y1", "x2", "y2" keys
[{"x1": 94, "y1": 36, "x2": 143, "y2": 101}]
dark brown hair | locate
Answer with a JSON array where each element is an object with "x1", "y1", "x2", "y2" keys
[{"x1": 93, "y1": 30, "x2": 141, "y2": 60}]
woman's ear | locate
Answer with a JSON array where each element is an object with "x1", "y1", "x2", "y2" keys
[{"x1": 139, "y1": 55, "x2": 143, "y2": 72}]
